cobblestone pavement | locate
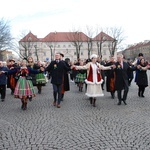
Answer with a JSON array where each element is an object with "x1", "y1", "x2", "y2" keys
[{"x1": 0, "y1": 71, "x2": 150, "y2": 150}]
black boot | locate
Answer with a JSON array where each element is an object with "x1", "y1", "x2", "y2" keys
[
  {"x1": 21, "y1": 99, "x2": 24, "y2": 109},
  {"x1": 89, "y1": 97, "x2": 93, "y2": 104},
  {"x1": 93, "y1": 98, "x2": 96, "y2": 107},
  {"x1": 138, "y1": 90, "x2": 141, "y2": 97},
  {"x1": 117, "y1": 99, "x2": 121, "y2": 105},
  {"x1": 141, "y1": 89, "x2": 145, "y2": 97},
  {"x1": 111, "y1": 92, "x2": 115, "y2": 99},
  {"x1": 61, "y1": 94, "x2": 64, "y2": 101},
  {"x1": 23, "y1": 102, "x2": 27, "y2": 110}
]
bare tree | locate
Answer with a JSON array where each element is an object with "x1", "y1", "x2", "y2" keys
[
  {"x1": 66, "y1": 29, "x2": 88, "y2": 60},
  {"x1": 19, "y1": 31, "x2": 38, "y2": 60},
  {"x1": 94, "y1": 27, "x2": 108, "y2": 58},
  {"x1": 106, "y1": 27, "x2": 125, "y2": 56},
  {"x1": 43, "y1": 32, "x2": 57, "y2": 61},
  {"x1": 0, "y1": 18, "x2": 14, "y2": 60},
  {"x1": 84, "y1": 26, "x2": 94, "y2": 59}
]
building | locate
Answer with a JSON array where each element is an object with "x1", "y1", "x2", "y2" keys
[
  {"x1": 0, "y1": 50, "x2": 15, "y2": 61},
  {"x1": 123, "y1": 40, "x2": 150, "y2": 62},
  {"x1": 19, "y1": 31, "x2": 116, "y2": 62}
]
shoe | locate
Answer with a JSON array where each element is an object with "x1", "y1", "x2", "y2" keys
[
  {"x1": 38, "y1": 90, "x2": 41, "y2": 94},
  {"x1": 1, "y1": 99, "x2": 4, "y2": 102},
  {"x1": 117, "y1": 102, "x2": 121, "y2": 105},
  {"x1": 141, "y1": 95, "x2": 145, "y2": 98},
  {"x1": 123, "y1": 100, "x2": 127, "y2": 105},
  {"x1": 122, "y1": 99, "x2": 127, "y2": 105},
  {"x1": 53, "y1": 101, "x2": 56, "y2": 106},
  {"x1": 29, "y1": 97, "x2": 32, "y2": 101},
  {"x1": 57, "y1": 104, "x2": 61, "y2": 108}
]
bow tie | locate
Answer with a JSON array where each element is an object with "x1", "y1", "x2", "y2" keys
[{"x1": 56, "y1": 60, "x2": 59, "y2": 63}]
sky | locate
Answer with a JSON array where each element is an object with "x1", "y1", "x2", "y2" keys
[{"x1": 1, "y1": 0, "x2": 150, "y2": 48}]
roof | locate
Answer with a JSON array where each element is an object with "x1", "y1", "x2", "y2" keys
[
  {"x1": 19, "y1": 31, "x2": 114, "y2": 43},
  {"x1": 125, "y1": 40, "x2": 150, "y2": 51},
  {"x1": 93, "y1": 32, "x2": 114, "y2": 41},
  {"x1": 41, "y1": 32, "x2": 90, "y2": 42},
  {"x1": 19, "y1": 32, "x2": 39, "y2": 42}
]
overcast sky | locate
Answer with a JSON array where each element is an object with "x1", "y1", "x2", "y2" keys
[{"x1": 1, "y1": 0, "x2": 150, "y2": 47}]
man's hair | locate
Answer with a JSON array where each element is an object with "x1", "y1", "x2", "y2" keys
[{"x1": 138, "y1": 53, "x2": 143, "y2": 57}]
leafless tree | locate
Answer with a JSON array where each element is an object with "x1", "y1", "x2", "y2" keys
[
  {"x1": 44, "y1": 32, "x2": 57, "y2": 61},
  {"x1": 66, "y1": 28, "x2": 88, "y2": 60},
  {"x1": 0, "y1": 18, "x2": 14, "y2": 60},
  {"x1": 106, "y1": 27, "x2": 125, "y2": 56},
  {"x1": 18, "y1": 31, "x2": 38, "y2": 60},
  {"x1": 84, "y1": 26, "x2": 94, "y2": 59},
  {"x1": 94, "y1": 27, "x2": 108, "y2": 58}
]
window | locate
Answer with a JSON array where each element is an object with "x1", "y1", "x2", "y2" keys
[
  {"x1": 74, "y1": 52, "x2": 76, "y2": 55},
  {"x1": 81, "y1": 52, "x2": 83, "y2": 55},
  {"x1": 68, "y1": 45, "x2": 71, "y2": 47},
  {"x1": 63, "y1": 45, "x2": 66, "y2": 47},
  {"x1": 103, "y1": 49, "x2": 106, "y2": 55},
  {"x1": 58, "y1": 45, "x2": 60, "y2": 48}
]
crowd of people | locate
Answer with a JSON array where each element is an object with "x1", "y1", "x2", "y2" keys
[{"x1": 0, "y1": 52, "x2": 150, "y2": 110}]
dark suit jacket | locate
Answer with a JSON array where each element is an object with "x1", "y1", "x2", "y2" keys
[
  {"x1": 114, "y1": 61, "x2": 130, "y2": 90},
  {"x1": 46, "y1": 60, "x2": 71, "y2": 85}
]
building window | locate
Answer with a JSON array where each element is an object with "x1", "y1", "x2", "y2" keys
[
  {"x1": 58, "y1": 45, "x2": 60, "y2": 48},
  {"x1": 103, "y1": 49, "x2": 106, "y2": 55},
  {"x1": 74, "y1": 52, "x2": 76, "y2": 55},
  {"x1": 50, "y1": 45, "x2": 53, "y2": 48},
  {"x1": 81, "y1": 52, "x2": 83, "y2": 55},
  {"x1": 63, "y1": 45, "x2": 66, "y2": 47},
  {"x1": 68, "y1": 45, "x2": 71, "y2": 47}
]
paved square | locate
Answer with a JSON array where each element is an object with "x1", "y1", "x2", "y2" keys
[{"x1": 0, "y1": 71, "x2": 150, "y2": 150}]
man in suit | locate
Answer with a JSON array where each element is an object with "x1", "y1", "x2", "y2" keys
[
  {"x1": 45, "y1": 53, "x2": 71, "y2": 108},
  {"x1": 114, "y1": 54, "x2": 131, "y2": 105}
]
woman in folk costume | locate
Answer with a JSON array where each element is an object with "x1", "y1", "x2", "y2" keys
[
  {"x1": 74, "y1": 54, "x2": 113, "y2": 107},
  {"x1": 35, "y1": 61, "x2": 46, "y2": 94},
  {"x1": 75, "y1": 61, "x2": 87, "y2": 92},
  {"x1": 14, "y1": 60, "x2": 44, "y2": 110},
  {"x1": 27, "y1": 56, "x2": 37, "y2": 86}
]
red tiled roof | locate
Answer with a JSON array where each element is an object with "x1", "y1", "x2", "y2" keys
[
  {"x1": 19, "y1": 32, "x2": 39, "y2": 42},
  {"x1": 125, "y1": 41, "x2": 150, "y2": 51},
  {"x1": 41, "y1": 32, "x2": 90, "y2": 42},
  {"x1": 93, "y1": 32, "x2": 114, "y2": 41},
  {"x1": 20, "y1": 31, "x2": 114, "y2": 43}
]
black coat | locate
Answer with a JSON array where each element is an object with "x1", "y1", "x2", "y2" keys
[
  {"x1": 114, "y1": 61, "x2": 130, "y2": 90},
  {"x1": 46, "y1": 60, "x2": 71, "y2": 85},
  {"x1": 105, "y1": 62, "x2": 115, "y2": 92},
  {"x1": 136, "y1": 67, "x2": 148, "y2": 87},
  {"x1": 62, "y1": 61, "x2": 70, "y2": 91}
]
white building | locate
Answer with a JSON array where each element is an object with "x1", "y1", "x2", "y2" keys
[{"x1": 19, "y1": 31, "x2": 116, "y2": 62}]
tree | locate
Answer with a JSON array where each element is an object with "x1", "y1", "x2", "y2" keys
[
  {"x1": 66, "y1": 29, "x2": 89, "y2": 60},
  {"x1": 84, "y1": 26, "x2": 94, "y2": 59},
  {"x1": 19, "y1": 31, "x2": 39, "y2": 60},
  {"x1": 106, "y1": 27, "x2": 125, "y2": 56},
  {"x1": 0, "y1": 18, "x2": 14, "y2": 60},
  {"x1": 43, "y1": 32, "x2": 57, "y2": 61}
]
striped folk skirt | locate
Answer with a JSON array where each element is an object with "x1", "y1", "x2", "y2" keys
[
  {"x1": 36, "y1": 73, "x2": 46, "y2": 85},
  {"x1": 14, "y1": 77, "x2": 36, "y2": 99},
  {"x1": 75, "y1": 73, "x2": 86, "y2": 83}
]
